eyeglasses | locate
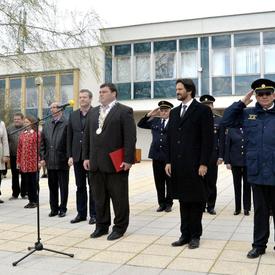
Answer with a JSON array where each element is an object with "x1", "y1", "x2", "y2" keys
[{"x1": 256, "y1": 91, "x2": 273, "y2": 97}]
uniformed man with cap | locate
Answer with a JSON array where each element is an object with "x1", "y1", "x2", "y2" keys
[
  {"x1": 224, "y1": 127, "x2": 251, "y2": 216},
  {"x1": 137, "y1": 100, "x2": 174, "y2": 212},
  {"x1": 199, "y1": 94, "x2": 225, "y2": 215},
  {"x1": 222, "y1": 78, "x2": 275, "y2": 259}
]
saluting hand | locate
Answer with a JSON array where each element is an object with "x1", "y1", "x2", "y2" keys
[
  {"x1": 198, "y1": 165, "x2": 207, "y2": 177},
  {"x1": 147, "y1": 107, "x2": 160, "y2": 118},
  {"x1": 241, "y1": 90, "x2": 254, "y2": 106}
]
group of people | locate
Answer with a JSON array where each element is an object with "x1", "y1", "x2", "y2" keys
[
  {"x1": 138, "y1": 78, "x2": 274, "y2": 258},
  {"x1": 0, "y1": 78, "x2": 274, "y2": 257}
]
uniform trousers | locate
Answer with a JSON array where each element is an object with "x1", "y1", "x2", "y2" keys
[
  {"x1": 252, "y1": 184, "x2": 275, "y2": 250},
  {"x1": 152, "y1": 159, "x2": 173, "y2": 207},
  {"x1": 231, "y1": 166, "x2": 251, "y2": 212},
  {"x1": 205, "y1": 159, "x2": 218, "y2": 210},
  {"x1": 90, "y1": 170, "x2": 129, "y2": 234},
  {"x1": 47, "y1": 169, "x2": 69, "y2": 213},
  {"x1": 179, "y1": 201, "x2": 204, "y2": 240},
  {"x1": 73, "y1": 161, "x2": 96, "y2": 218},
  {"x1": 10, "y1": 156, "x2": 27, "y2": 198}
]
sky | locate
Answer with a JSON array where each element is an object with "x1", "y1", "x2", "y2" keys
[{"x1": 56, "y1": 0, "x2": 275, "y2": 28}]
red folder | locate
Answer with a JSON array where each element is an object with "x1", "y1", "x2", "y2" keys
[{"x1": 109, "y1": 148, "x2": 124, "y2": 172}]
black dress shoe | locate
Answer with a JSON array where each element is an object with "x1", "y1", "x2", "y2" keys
[
  {"x1": 58, "y1": 211, "x2": 66, "y2": 217},
  {"x1": 165, "y1": 205, "x2": 172, "y2": 212},
  {"x1": 89, "y1": 216, "x2": 96, "y2": 225},
  {"x1": 90, "y1": 228, "x2": 109, "y2": 238},
  {"x1": 0, "y1": 199, "x2": 4, "y2": 204},
  {"x1": 107, "y1": 231, "x2": 124, "y2": 241},
  {"x1": 207, "y1": 209, "x2": 216, "y2": 215},
  {"x1": 171, "y1": 238, "x2": 189, "y2": 247},
  {"x1": 247, "y1": 248, "x2": 265, "y2": 259},
  {"x1": 48, "y1": 211, "x2": 58, "y2": 217},
  {"x1": 70, "y1": 215, "x2": 86, "y2": 223},
  {"x1": 244, "y1": 210, "x2": 250, "y2": 216},
  {"x1": 234, "y1": 210, "x2": 241, "y2": 215},
  {"x1": 188, "y1": 238, "x2": 200, "y2": 249},
  {"x1": 156, "y1": 206, "x2": 166, "y2": 212}
]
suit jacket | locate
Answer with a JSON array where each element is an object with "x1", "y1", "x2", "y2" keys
[
  {"x1": 67, "y1": 108, "x2": 91, "y2": 162},
  {"x1": 83, "y1": 102, "x2": 136, "y2": 173},
  {"x1": 166, "y1": 99, "x2": 214, "y2": 202},
  {"x1": 137, "y1": 115, "x2": 168, "y2": 161}
]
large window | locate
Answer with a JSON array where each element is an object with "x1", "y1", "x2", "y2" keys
[
  {"x1": 264, "y1": 45, "x2": 275, "y2": 74},
  {"x1": 235, "y1": 47, "x2": 260, "y2": 75},
  {"x1": 61, "y1": 74, "x2": 73, "y2": 104},
  {"x1": 180, "y1": 38, "x2": 198, "y2": 78},
  {"x1": 10, "y1": 78, "x2": 21, "y2": 110},
  {"x1": 114, "y1": 44, "x2": 131, "y2": 83},
  {"x1": 154, "y1": 40, "x2": 176, "y2": 80}
]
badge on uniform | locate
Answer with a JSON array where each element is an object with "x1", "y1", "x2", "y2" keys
[{"x1": 248, "y1": 114, "x2": 257, "y2": 120}]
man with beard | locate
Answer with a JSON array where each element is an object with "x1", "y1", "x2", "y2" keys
[{"x1": 165, "y1": 78, "x2": 213, "y2": 249}]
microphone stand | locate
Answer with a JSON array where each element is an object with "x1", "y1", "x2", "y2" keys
[{"x1": 12, "y1": 106, "x2": 74, "y2": 266}]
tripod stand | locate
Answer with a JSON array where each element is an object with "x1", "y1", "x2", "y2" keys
[{"x1": 12, "y1": 107, "x2": 74, "y2": 266}]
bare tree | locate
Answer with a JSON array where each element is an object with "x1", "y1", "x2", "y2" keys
[{"x1": 0, "y1": 0, "x2": 103, "y2": 77}]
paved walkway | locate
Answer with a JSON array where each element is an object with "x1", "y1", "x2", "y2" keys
[{"x1": 0, "y1": 161, "x2": 274, "y2": 274}]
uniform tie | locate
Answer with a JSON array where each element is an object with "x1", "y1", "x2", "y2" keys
[
  {"x1": 161, "y1": 119, "x2": 165, "y2": 130},
  {"x1": 180, "y1": 105, "x2": 187, "y2": 118}
]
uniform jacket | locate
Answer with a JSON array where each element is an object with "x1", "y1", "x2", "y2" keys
[
  {"x1": 67, "y1": 108, "x2": 91, "y2": 162},
  {"x1": 211, "y1": 114, "x2": 226, "y2": 162},
  {"x1": 137, "y1": 115, "x2": 168, "y2": 161},
  {"x1": 17, "y1": 130, "x2": 40, "y2": 173},
  {"x1": 222, "y1": 100, "x2": 275, "y2": 186},
  {"x1": 83, "y1": 102, "x2": 136, "y2": 173},
  {"x1": 40, "y1": 115, "x2": 69, "y2": 170},
  {"x1": 0, "y1": 121, "x2": 9, "y2": 170},
  {"x1": 224, "y1": 127, "x2": 246, "y2": 167},
  {"x1": 166, "y1": 99, "x2": 214, "y2": 202},
  {"x1": 7, "y1": 124, "x2": 24, "y2": 157}
]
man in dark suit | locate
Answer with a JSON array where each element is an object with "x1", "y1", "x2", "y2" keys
[
  {"x1": 67, "y1": 89, "x2": 96, "y2": 225},
  {"x1": 137, "y1": 100, "x2": 174, "y2": 212},
  {"x1": 165, "y1": 78, "x2": 214, "y2": 249},
  {"x1": 40, "y1": 102, "x2": 69, "y2": 218},
  {"x1": 199, "y1": 95, "x2": 225, "y2": 215},
  {"x1": 83, "y1": 83, "x2": 136, "y2": 241}
]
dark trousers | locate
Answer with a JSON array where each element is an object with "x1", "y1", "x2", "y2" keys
[
  {"x1": 231, "y1": 166, "x2": 251, "y2": 212},
  {"x1": 179, "y1": 201, "x2": 204, "y2": 240},
  {"x1": 205, "y1": 161, "x2": 218, "y2": 210},
  {"x1": 73, "y1": 161, "x2": 96, "y2": 218},
  {"x1": 47, "y1": 169, "x2": 69, "y2": 212},
  {"x1": 252, "y1": 184, "x2": 275, "y2": 250},
  {"x1": 90, "y1": 170, "x2": 129, "y2": 234},
  {"x1": 152, "y1": 159, "x2": 173, "y2": 207},
  {"x1": 21, "y1": 172, "x2": 38, "y2": 203},
  {"x1": 10, "y1": 156, "x2": 27, "y2": 197}
]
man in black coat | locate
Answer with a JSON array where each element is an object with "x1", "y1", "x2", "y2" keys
[
  {"x1": 199, "y1": 95, "x2": 225, "y2": 215},
  {"x1": 137, "y1": 100, "x2": 174, "y2": 212},
  {"x1": 67, "y1": 89, "x2": 96, "y2": 225},
  {"x1": 165, "y1": 78, "x2": 214, "y2": 249},
  {"x1": 83, "y1": 83, "x2": 136, "y2": 241},
  {"x1": 40, "y1": 102, "x2": 69, "y2": 218}
]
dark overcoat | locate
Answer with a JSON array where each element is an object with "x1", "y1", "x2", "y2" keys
[
  {"x1": 166, "y1": 99, "x2": 214, "y2": 202},
  {"x1": 82, "y1": 102, "x2": 136, "y2": 173}
]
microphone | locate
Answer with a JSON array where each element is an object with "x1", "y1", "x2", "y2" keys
[{"x1": 57, "y1": 100, "x2": 75, "y2": 109}]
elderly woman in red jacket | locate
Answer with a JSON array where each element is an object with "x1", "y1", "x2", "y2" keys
[{"x1": 17, "y1": 115, "x2": 40, "y2": 208}]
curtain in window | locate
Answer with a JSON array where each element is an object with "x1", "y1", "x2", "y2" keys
[
  {"x1": 115, "y1": 57, "x2": 131, "y2": 82},
  {"x1": 155, "y1": 53, "x2": 176, "y2": 79},
  {"x1": 236, "y1": 47, "x2": 259, "y2": 74},
  {"x1": 135, "y1": 55, "x2": 150, "y2": 81},
  {"x1": 264, "y1": 45, "x2": 275, "y2": 73},
  {"x1": 212, "y1": 49, "x2": 230, "y2": 76},
  {"x1": 181, "y1": 51, "x2": 197, "y2": 78}
]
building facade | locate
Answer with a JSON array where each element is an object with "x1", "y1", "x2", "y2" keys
[{"x1": 1, "y1": 11, "x2": 275, "y2": 158}]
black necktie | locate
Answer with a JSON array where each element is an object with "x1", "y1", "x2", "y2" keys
[
  {"x1": 161, "y1": 119, "x2": 165, "y2": 129},
  {"x1": 180, "y1": 105, "x2": 187, "y2": 118}
]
